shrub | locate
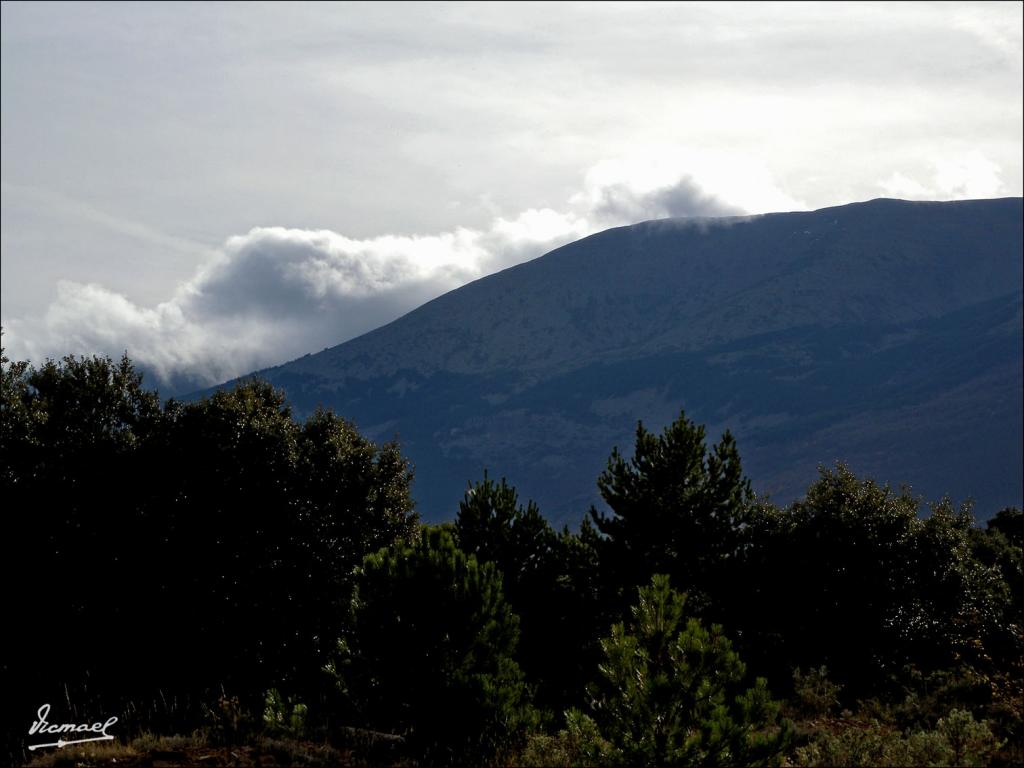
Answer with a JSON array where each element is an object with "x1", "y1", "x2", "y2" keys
[
  {"x1": 516, "y1": 709, "x2": 619, "y2": 767},
  {"x1": 792, "y1": 709, "x2": 1000, "y2": 767},
  {"x1": 792, "y1": 666, "x2": 843, "y2": 718},
  {"x1": 263, "y1": 688, "x2": 309, "y2": 740}
]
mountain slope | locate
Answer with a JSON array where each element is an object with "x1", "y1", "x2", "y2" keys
[{"x1": 228, "y1": 198, "x2": 1023, "y2": 525}]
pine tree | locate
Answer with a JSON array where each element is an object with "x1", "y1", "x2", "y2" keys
[
  {"x1": 330, "y1": 527, "x2": 536, "y2": 766},
  {"x1": 591, "y1": 410, "x2": 751, "y2": 616},
  {"x1": 587, "y1": 574, "x2": 790, "y2": 767},
  {"x1": 454, "y1": 471, "x2": 555, "y2": 589}
]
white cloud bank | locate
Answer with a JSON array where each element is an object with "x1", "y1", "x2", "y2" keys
[
  {"x1": 879, "y1": 150, "x2": 1006, "y2": 201},
  {"x1": 1, "y1": 156, "x2": 798, "y2": 390},
  {"x1": 6, "y1": 146, "x2": 1014, "y2": 393}
]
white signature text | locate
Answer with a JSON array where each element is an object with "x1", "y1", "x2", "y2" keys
[{"x1": 27, "y1": 703, "x2": 118, "y2": 751}]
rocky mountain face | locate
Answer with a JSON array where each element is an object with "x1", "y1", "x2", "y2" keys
[{"x1": 221, "y1": 198, "x2": 1023, "y2": 525}]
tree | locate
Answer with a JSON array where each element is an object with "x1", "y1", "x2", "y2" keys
[
  {"x1": 294, "y1": 406, "x2": 418, "y2": 685},
  {"x1": 975, "y1": 507, "x2": 1024, "y2": 636},
  {"x1": 971, "y1": 507, "x2": 1023, "y2": 645},
  {"x1": 0, "y1": 349, "x2": 420, "y2": 741},
  {"x1": 2, "y1": 351, "x2": 164, "y2": 725},
  {"x1": 454, "y1": 471, "x2": 555, "y2": 589},
  {"x1": 915, "y1": 498, "x2": 1015, "y2": 673},
  {"x1": 733, "y1": 465, "x2": 925, "y2": 692},
  {"x1": 734, "y1": 465, "x2": 1019, "y2": 700},
  {"x1": 590, "y1": 410, "x2": 752, "y2": 618},
  {"x1": 453, "y1": 474, "x2": 573, "y2": 709},
  {"x1": 152, "y1": 381, "x2": 419, "y2": 701},
  {"x1": 585, "y1": 574, "x2": 789, "y2": 766},
  {"x1": 298, "y1": 407, "x2": 418, "y2": 569},
  {"x1": 151, "y1": 381, "x2": 312, "y2": 699},
  {"x1": 454, "y1": 473, "x2": 619, "y2": 716},
  {"x1": 0, "y1": 338, "x2": 40, "y2": 490},
  {"x1": 986, "y1": 507, "x2": 1023, "y2": 548},
  {"x1": 330, "y1": 527, "x2": 535, "y2": 766}
]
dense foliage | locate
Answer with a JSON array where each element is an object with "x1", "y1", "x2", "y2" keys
[
  {"x1": 2, "y1": 349, "x2": 1021, "y2": 766},
  {"x1": 585, "y1": 574, "x2": 790, "y2": 766},
  {"x1": 1, "y1": 350, "x2": 417, "y2": 744},
  {"x1": 591, "y1": 416, "x2": 751, "y2": 619},
  {"x1": 328, "y1": 526, "x2": 534, "y2": 765}
]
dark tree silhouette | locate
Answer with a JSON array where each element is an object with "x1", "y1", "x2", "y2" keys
[
  {"x1": 330, "y1": 527, "x2": 535, "y2": 765},
  {"x1": 591, "y1": 410, "x2": 752, "y2": 619}
]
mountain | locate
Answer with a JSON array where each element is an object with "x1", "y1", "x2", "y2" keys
[{"x1": 218, "y1": 198, "x2": 1023, "y2": 525}]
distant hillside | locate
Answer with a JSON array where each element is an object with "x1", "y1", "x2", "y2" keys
[{"x1": 216, "y1": 198, "x2": 1023, "y2": 525}]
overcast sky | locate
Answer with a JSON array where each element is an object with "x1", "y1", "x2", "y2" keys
[{"x1": 2, "y1": 1, "x2": 1021, "y2": 390}]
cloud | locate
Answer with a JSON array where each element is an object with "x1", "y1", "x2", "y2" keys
[
  {"x1": 879, "y1": 150, "x2": 1006, "y2": 201},
  {"x1": 933, "y1": 152, "x2": 1004, "y2": 199},
  {"x1": 588, "y1": 177, "x2": 743, "y2": 224},
  {"x1": 2, "y1": 160, "x2": 799, "y2": 392},
  {"x1": 575, "y1": 148, "x2": 805, "y2": 222},
  {"x1": 878, "y1": 172, "x2": 933, "y2": 200}
]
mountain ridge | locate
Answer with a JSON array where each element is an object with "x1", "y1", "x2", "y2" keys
[{"x1": 214, "y1": 197, "x2": 1023, "y2": 524}]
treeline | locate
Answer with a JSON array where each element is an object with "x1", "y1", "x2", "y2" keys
[{"x1": 1, "y1": 350, "x2": 1021, "y2": 767}]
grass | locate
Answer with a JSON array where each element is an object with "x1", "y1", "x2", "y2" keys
[
  {"x1": 25, "y1": 741, "x2": 139, "y2": 768},
  {"x1": 23, "y1": 733, "x2": 349, "y2": 768}
]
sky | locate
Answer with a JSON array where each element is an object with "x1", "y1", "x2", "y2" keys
[{"x1": 2, "y1": 1, "x2": 1022, "y2": 391}]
